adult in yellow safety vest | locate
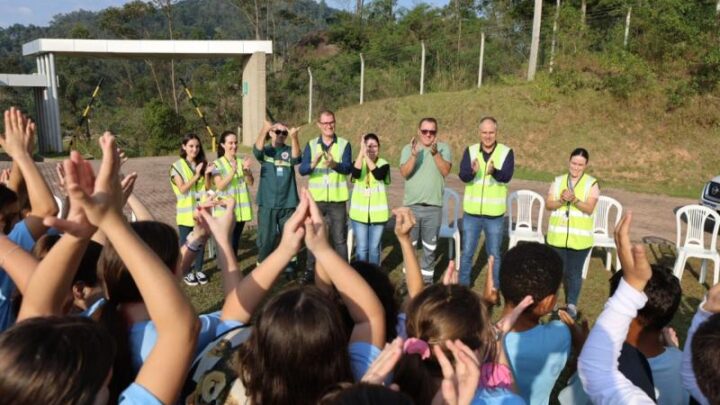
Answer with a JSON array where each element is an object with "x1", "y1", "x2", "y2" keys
[
  {"x1": 545, "y1": 147, "x2": 599, "y2": 318},
  {"x1": 212, "y1": 130, "x2": 254, "y2": 255},
  {"x1": 171, "y1": 133, "x2": 213, "y2": 286},
  {"x1": 349, "y1": 133, "x2": 391, "y2": 265},
  {"x1": 298, "y1": 110, "x2": 352, "y2": 283},
  {"x1": 458, "y1": 116, "x2": 514, "y2": 287}
]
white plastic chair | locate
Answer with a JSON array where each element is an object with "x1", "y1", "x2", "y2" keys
[
  {"x1": 581, "y1": 196, "x2": 623, "y2": 279},
  {"x1": 507, "y1": 190, "x2": 545, "y2": 249},
  {"x1": 672, "y1": 204, "x2": 720, "y2": 285},
  {"x1": 439, "y1": 188, "x2": 461, "y2": 261}
]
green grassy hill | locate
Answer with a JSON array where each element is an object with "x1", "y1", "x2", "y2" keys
[{"x1": 298, "y1": 76, "x2": 720, "y2": 198}]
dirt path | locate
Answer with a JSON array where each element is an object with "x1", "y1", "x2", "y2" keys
[{"x1": 30, "y1": 155, "x2": 697, "y2": 244}]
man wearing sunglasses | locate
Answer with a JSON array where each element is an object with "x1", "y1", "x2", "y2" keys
[
  {"x1": 299, "y1": 110, "x2": 353, "y2": 282},
  {"x1": 254, "y1": 120, "x2": 302, "y2": 276},
  {"x1": 457, "y1": 116, "x2": 514, "y2": 287},
  {"x1": 399, "y1": 117, "x2": 452, "y2": 281}
]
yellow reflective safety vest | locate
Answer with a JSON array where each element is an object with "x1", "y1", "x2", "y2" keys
[
  {"x1": 213, "y1": 156, "x2": 253, "y2": 222},
  {"x1": 546, "y1": 173, "x2": 597, "y2": 250},
  {"x1": 307, "y1": 137, "x2": 349, "y2": 202},
  {"x1": 463, "y1": 143, "x2": 511, "y2": 216},
  {"x1": 349, "y1": 158, "x2": 390, "y2": 223},
  {"x1": 170, "y1": 159, "x2": 205, "y2": 227}
]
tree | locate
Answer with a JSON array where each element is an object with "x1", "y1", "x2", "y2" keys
[{"x1": 152, "y1": 0, "x2": 180, "y2": 112}]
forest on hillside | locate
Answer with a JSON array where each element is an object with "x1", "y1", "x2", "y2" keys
[{"x1": 0, "y1": 0, "x2": 718, "y2": 156}]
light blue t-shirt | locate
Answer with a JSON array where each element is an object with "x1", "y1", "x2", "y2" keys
[
  {"x1": 646, "y1": 347, "x2": 689, "y2": 405},
  {"x1": 348, "y1": 341, "x2": 382, "y2": 381},
  {"x1": 129, "y1": 311, "x2": 243, "y2": 372},
  {"x1": 0, "y1": 220, "x2": 36, "y2": 332},
  {"x1": 504, "y1": 320, "x2": 571, "y2": 405},
  {"x1": 473, "y1": 388, "x2": 526, "y2": 404},
  {"x1": 119, "y1": 383, "x2": 162, "y2": 405}
]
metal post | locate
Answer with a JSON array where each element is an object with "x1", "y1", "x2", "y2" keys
[
  {"x1": 549, "y1": 0, "x2": 560, "y2": 73},
  {"x1": 359, "y1": 53, "x2": 365, "y2": 105},
  {"x1": 527, "y1": 0, "x2": 543, "y2": 81},
  {"x1": 477, "y1": 32, "x2": 485, "y2": 88},
  {"x1": 420, "y1": 41, "x2": 425, "y2": 95},
  {"x1": 307, "y1": 67, "x2": 313, "y2": 124},
  {"x1": 624, "y1": 7, "x2": 632, "y2": 48}
]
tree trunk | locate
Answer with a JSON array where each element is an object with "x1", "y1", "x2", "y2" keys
[
  {"x1": 254, "y1": 0, "x2": 261, "y2": 39},
  {"x1": 146, "y1": 60, "x2": 165, "y2": 103},
  {"x1": 581, "y1": 0, "x2": 586, "y2": 26}
]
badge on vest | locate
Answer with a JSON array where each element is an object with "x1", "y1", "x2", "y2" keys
[
  {"x1": 323, "y1": 174, "x2": 329, "y2": 186},
  {"x1": 276, "y1": 166, "x2": 284, "y2": 177}
]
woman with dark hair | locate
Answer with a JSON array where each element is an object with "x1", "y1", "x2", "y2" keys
[
  {"x1": 545, "y1": 147, "x2": 600, "y2": 318},
  {"x1": 349, "y1": 133, "x2": 390, "y2": 265},
  {"x1": 213, "y1": 130, "x2": 254, "y2": 255},
  {"x1": 170, "y1": 133, "x2": 212, "y2": 286}
]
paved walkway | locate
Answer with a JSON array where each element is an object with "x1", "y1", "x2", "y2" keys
[{"x1": 24, "y1": 155, "x2": 695, "y2": 243}]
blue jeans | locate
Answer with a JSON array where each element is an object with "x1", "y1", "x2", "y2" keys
[
  {"x1": 178, "y1": 225, "x2": 205, "y2": 273},
  {"x1": 551, "y1": 247, "x2": 590, "y2": 306},
  {"x1": 459, "y1": 214, "x2": 504, "y2": 287},
  {"x1": 351, "y1": 220, "x2": 385, "y2": 265}
]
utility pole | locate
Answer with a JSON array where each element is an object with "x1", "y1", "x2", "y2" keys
[
  {"x1": 360, "y1": 53, "x2": 365, "y2": 104},
  {"x1": 624, "y1": 6, "x2": 632, "y2": 48},
  {"x1": 477, "y1": 32, "x2": 485, "y2": 88},
  {"x1": 307, "y1": 67, "x2": 313, "y2": 124},
  {"x1": 420, "y1": 41, "x2": 426, "y2": 95},
  {"x1": 549, "y1": 0, "x2": 560, "y2": 73},
  {"x1": 581, "y1": 0, "x2": 586, "y2": 26},
  {"x1": 527, "y1": 0, "x2": 542, "y2": 81}
]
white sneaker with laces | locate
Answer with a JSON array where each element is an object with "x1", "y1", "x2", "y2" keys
[
  {"x1": 183, "y1": 272, "x2": 198, "y2": 286},
  {"x1": 196, "y1": 270, "x2": 209, "y2": 285}
]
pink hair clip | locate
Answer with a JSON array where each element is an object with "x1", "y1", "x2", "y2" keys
[{"x1": 403, "y1": 338, "x2": 431, "y2": 360}]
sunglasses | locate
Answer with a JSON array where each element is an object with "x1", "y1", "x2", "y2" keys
[
  {"x1": 420, "y1": 129, "x2": 437, "y2": 135},
  {"x1": 273, "y1": 130, "x2": 288, "y2": 136}
]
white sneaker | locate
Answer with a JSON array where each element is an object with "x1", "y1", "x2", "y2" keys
[
  {"x1": 566, "y1": 304, "x2": 578, "y2": 319},
  {"x1": 421, "y1": 269, "x2": 434, "y2": 282},
  {"x1": 195, "y1": 271, "x2": 209, "y2": 285},
  {"x1": 183, "y1": 272, "x2": 198, "y2": 286}
]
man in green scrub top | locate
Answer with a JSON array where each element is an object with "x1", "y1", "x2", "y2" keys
[{"x1": 253, "y1": 120, "x2": 301, "y2": 274}]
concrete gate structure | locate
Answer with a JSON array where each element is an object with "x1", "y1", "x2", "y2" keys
[{"x1": 1, "y1": 39, "x2": 272, "y2": 153}]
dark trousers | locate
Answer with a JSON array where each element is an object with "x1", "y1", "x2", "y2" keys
[
  {"x1": 256, "y1": 206, "x2": 295, "y2": 262},
  {"x1": 231, "y1": 221, "x2": 246, "y2": 257},
  {"x1": 306, "y1": 201, "x2": 348, "y2": 272},
  {"x1": 551, "y1": 246, "x2": 591, "y2": 306}
]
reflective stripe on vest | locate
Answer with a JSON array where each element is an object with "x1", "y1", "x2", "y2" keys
[
  {"x1": 349, "y1": 158, "x2": 390, "y2": 223},
  {"x1": 463, "y1": 143, "x2": 511, "y2": 216},
  {"x1": 307, "y1": 137, "x2": 349, "y2": 202},
  {"x1": 546, "y1": 174, "x2": 596, "y2": 250},
  {"x1": 170, "y1": 159, "x2": 205, "y2": 227},
  {"x1": 263, "y1": 155, "x2": 292, "y2": 167},
  {"x1": 213, "y1": 156, "x2": 253, "y2": 222}
]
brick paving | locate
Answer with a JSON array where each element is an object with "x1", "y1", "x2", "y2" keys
[{"x1": 12, "y1": 154, "x2": 695, "y2": 243}]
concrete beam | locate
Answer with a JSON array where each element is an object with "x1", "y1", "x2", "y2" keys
[
  {"x1": 241, "y1": 52, "x2": 266, "y2": 147},
  {"x1": 23, "y1": 39, "x2": 273, "y2": 59},
  {"x1": 0, "y1": 74, "x2": 47, "y2": 87}
]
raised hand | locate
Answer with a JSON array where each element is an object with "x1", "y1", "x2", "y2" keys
[
  {"x1": 311, "y1": 152, "x2": 323, "y2": 169},
  {"x1": 359, "y1": 134, "x2": 367, "y2": 156},
  {"x1": 393, "y1": 207, "x2": 416, "y2": 241},
  {"x1": 198, "y1": 199, "x2": 236, "y2": 246},
  {"x1": 289, "y1": 126, "x2": 300, "y2": 140},
  {"x1": 0, "y1": 168, "x2": 10, "y2": 185},
  {"x1": 661, "y1": 326, "x2": 679, "y2": 348},
  {"x1": 121, "y1": 172, "x2": 138, "y2": 206},
  {"x1": 361, "y1": 337, "x2": 403, "y2": 386},
  {"x1": 43, "y1": 151, "x2": 97, "y2": 238},
  {"x1": 194, "y1": 161, "x2": 206, "y2": 177},
  {"x1": 55, "y1": 163, "x2": 66, "y2": 190},
  {"x1": 431, "y1": 340, "x2": 481, "y2": 405},
  {"x1": 278, "y1": 190, "x2": 309, "y2": 254},
  {"x1": 496, "y1": 295, "x2": 534, "y2": 334},
  {"x1": 304, "y1": 190, "x2": 331, "y2": 253},
  {"x1": 442, "y1": 260, "x2": 458, "y2": 285},
  {"x1": 1, "y1": 107, "x2": 34, "y2": 158},
  {"x1": 614, "y1": 211, "x2": 652, "y2": 292},
  {"x1": 242, "y1": 158, "x2": 252, "y2": 171},
  {"x1": 66, "y1": 132, "x2": 123, "y2": 227}
]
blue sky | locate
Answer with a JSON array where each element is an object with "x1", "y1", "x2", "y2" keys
[{"x1": 0, "y1": 0, "x2": 448, "y2": 28}]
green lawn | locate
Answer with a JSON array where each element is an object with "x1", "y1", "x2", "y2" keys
[{"x1": 183, "y1": 227, "x2": 709, "y2": 403}]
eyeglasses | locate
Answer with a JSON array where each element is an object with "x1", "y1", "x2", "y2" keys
[
  {"x1": 319, "y1": 121, "x2": 336, "y2": 126},
  {"x1": 420, "y1": 129, "x2": 437, "y2": 135},
  {"x1": 273, "y1": 130, "x2": 288, "y2": 136}
]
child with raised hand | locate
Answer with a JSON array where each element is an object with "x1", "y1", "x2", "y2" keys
[
  {"x1": 577, "y1": 211, "x2": 658, "y2": 404},
  {"x1": 0, "y1": 132, "x2": 197, "y2": 404},
  {"x1": 498, "y1": 243, "x2": 572, "y2": 405},
  {"x1": 235, "y1": 189, "x2": 386, "y2": 405},
  {"x1": 681, "y1": 269, "x2": 720, "y2": 404}
]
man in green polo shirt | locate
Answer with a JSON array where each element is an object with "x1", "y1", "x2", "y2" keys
[
  {"x1": 400, "y1": 117, "x2": 452, "y2": 281},
  {"x1": 253, "y1": 120, "x2": 301, "y2": 274}
]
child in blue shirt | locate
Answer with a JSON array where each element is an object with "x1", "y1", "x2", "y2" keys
[{"x1": 499, "y1": 243, "x2": 571, "y2": 405}]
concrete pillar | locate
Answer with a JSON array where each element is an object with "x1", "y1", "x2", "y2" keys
[
  {"x1": 241, "y1": 52, "x2": 266, "y2": 147},
  {"x1": 47, "y1": 53, "x2": 62, "y2": 152},
  {"x1": 36, "y1": 57, "x2": 50, "y2": 153},
  {"x1": 35, "y1": 54, "x2": 62, "y2": 153}
]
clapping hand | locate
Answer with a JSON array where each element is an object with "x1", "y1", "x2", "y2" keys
[
  {"x1": 43, "y1": 150, "x2": 97, "y2": 238},
  {"x1": 471, "y1": 159, "x2": 480, "y2": 175},
  {"x1": 486, "y1": 160, "x2": 495, "y2": 175},
  {"x1": 242, "y1": 158, "x2": 252, "y2": 171},
  {"x1": 614, "y1": 211, "x2": 652, "y2": 292},
  {"x1": 410, "y1": 137, "x2": 419, "y2": 156},
  {"x1": 361, "y1": 337, "x2": 403, "y2": 388},
  {"x1": 430, "y1": 141, "x2": 438, "y2": 156},
  {"x1": 431, "y1": 340, "x2": 481, "y2": 405}
]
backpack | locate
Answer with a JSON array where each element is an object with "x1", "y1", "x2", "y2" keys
[{"x1": 182, "y1": 325, "x2": 253, "y2": 405}]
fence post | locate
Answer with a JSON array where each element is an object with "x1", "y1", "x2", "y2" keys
[
  {"x1": 360, "y1": 53, "x2": 365, "y2": 104},
  {"x1": 307, "y1": 67, "x2": 313, "y2": 124},
  {"x1": 477, "y1": 31, "x2": 485, "y2": 88},
  {"x1": 624, "y1": 6, "x2": 632, "y2": 48},
  {"x1": 420, "y1": 40, "x2": 425, "y2": 95}
]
